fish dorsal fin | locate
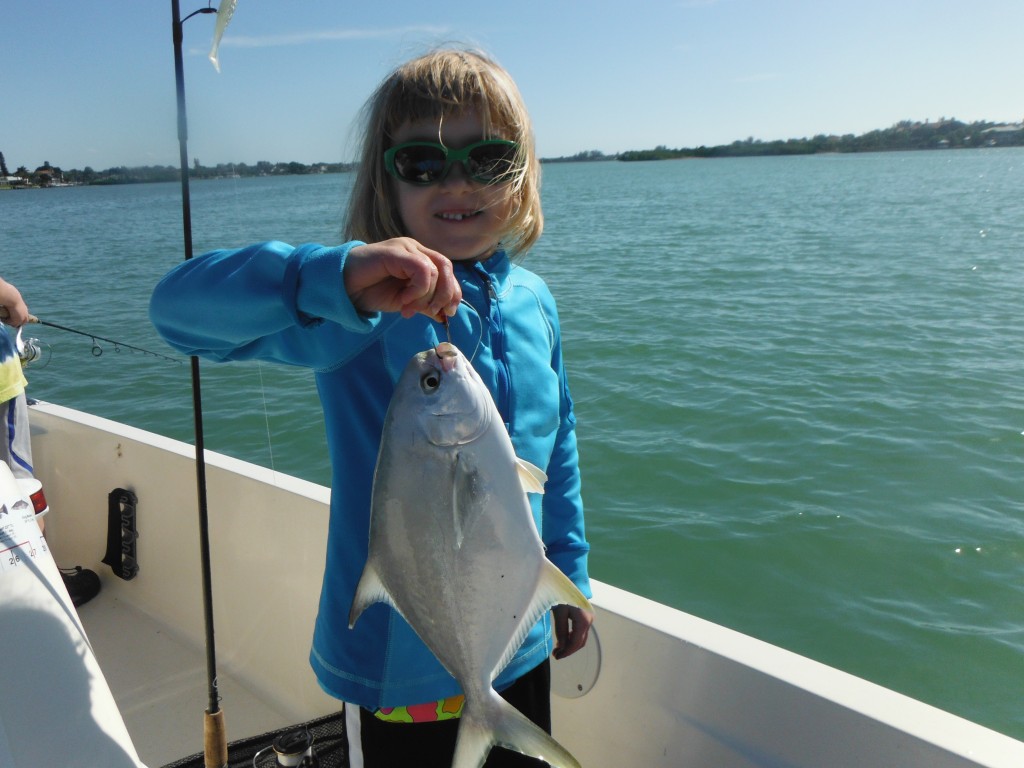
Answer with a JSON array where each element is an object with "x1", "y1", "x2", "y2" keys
[
  {"x1": 515, "y1": 458, "x2": 547, "y2": 495},
  {"x1": 491, "y1": 560, "x2": 593, "y2": 682}
]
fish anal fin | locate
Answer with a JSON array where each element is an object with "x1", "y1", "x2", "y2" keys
[
  {"x1": 453, "y1": 692, "x2": 581, "y2": 768},
  {"x1": 348, "y1": 563, "x2": 393, "y2": 629},
  {"x1": 515, "y1": 458, "x2": 547, "y2": 495},
  {"x1": 493, "y1": 561, "x2": 594, "y2": 680}
]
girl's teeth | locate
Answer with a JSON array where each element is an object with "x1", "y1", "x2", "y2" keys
[{"x1": 439, "y1": 212, "x2": 476, "y2": 221}]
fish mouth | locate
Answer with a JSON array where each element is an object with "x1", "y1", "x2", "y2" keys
[{"x1": 435, "y1": 342, "x2": 459, "y2": 372}]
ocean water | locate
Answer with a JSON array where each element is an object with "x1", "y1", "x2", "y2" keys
[{"x1": 2, "y1": 149, "x2": 1022, "y2": 741}]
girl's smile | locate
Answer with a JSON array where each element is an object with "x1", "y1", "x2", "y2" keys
[{"x1": 392, "y1": 110, "x2": 514, "y2": 262}]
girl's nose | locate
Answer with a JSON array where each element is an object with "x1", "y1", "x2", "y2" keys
[{"x1": 440, "y1": 160, "x2": 474, "y2": 187}]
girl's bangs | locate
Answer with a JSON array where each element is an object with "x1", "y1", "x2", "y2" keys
[{"x1": 383, "y1": 55, "x2": 524, "y2": 142}]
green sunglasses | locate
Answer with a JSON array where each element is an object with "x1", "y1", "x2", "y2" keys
[{"x1": 384, "y1": 139, "x2": 520, "y2": 186}]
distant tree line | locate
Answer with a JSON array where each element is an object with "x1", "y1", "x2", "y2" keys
[
  {"x1": 618, "y1": 119, "x2": 1024, "y2": 161},
  {"x1": 540, "y1": 149, "x2": 614, "y2": 164},
  {"x1": 1, "y1": 155, "x2": 357, "y2": 187},
  {"x1": 6, "y1": 119, "x2": 1023, "y2": 187},
  {"x1": 74, "y1": 159, "x2": 358, "y2": 185}
]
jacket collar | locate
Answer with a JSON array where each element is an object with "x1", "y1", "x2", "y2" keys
[{"x1": 454, "y1": 248, "x2": 511, "y2": 285}]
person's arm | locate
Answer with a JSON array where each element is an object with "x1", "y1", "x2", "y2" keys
[
  {"x1": 149, "y1": 238, "x2": 461, "y2": 366},
  {"x1": 0, "y1": 277, "x2": 31, "y2": 327},
  {"x1": 544, "y1": 381, "x2": 594, "y2": 659},
  {"x1": 540, "y1": 303, "x2": 594, "y2": 659}
]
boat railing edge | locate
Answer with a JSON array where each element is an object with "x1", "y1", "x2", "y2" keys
[
  {"x1": 588, "y1": 579, "x2": 1024, "y2": 765},
  {"x1": 28, "y1": 399, "x2": 331, "y2": 504}
]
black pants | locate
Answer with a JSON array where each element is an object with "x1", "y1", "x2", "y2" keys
[{"x1": 346, "y1": 661, "x2": 551, "y2": 768}]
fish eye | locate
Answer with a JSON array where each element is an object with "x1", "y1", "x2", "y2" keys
[{"x1": 420, "y1": 370, "x2": 442, "y2": 393}]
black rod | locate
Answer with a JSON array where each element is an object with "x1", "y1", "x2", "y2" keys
[{"x1": 170, "y1": 2, "x2": 226, "y2": 766}]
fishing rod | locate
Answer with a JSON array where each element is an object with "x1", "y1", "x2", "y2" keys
[
  {"x1": 171, "y1": 2, "x2": 232, "y2": 767},
  {"x1": 0, "y1": 310, "x2": 183, "y2": 364}
]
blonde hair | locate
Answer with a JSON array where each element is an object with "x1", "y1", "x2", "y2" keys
[{"x1": 345, "y1": 48, "x2": 543, "y2": 259}]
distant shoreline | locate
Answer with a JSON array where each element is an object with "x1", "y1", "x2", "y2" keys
[
  {"x1": 546, "y1": 118, "x2": 1024, "y2": 163},
  {"x1": 5, "y1": 118, "x2": 1022, "y2": 188}
]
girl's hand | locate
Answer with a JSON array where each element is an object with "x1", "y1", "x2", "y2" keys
[
  {"x1": 344, "y1": 238, "x2": 462, "y2": 321},
  {"x1": 552, "y1": 604, "x2": 595, "y2": 660}
]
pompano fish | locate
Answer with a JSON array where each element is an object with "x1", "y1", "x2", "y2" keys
[{"x1": 349, "y1": 342, "x2": 591, "y2": 768}]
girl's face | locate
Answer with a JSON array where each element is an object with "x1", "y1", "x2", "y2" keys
[{"x1": 391, "y1": 109, "x2": 515, "y2": 262}]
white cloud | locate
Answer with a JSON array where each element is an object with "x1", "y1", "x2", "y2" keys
[{"x1": 218, "y1": 25, "x2": 450, "y2": 49}]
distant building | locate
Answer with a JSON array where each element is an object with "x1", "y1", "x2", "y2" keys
[
  {"x1": 32, "y1": 163, "x2": 64, "y2": 186},
  {"x1": 980, "y1": 123, "x2": 1024, "y2": 146}
]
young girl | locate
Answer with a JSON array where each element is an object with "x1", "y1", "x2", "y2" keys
[{"x1": 150, "y1": 48, "x2": 592, "y2": 767}]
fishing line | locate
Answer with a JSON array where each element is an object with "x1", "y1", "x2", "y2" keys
[
  {"x1": 216, "y1": 137, "x2": 282, "y2": 482},
  {"x1": 255, "y1": 362, "x2": 278, "y2": 476},
  {"x1": 457, "y1": 299, "x2": 484, "y2": 363}
]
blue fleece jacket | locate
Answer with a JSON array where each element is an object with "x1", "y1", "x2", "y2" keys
[{"x1": 149, "y1": 241, "x2": 591, "y2": 709}]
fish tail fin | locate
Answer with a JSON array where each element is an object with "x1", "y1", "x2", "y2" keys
[{"x1": 452, "y1": 692, "x2": 581, "y2": 768}]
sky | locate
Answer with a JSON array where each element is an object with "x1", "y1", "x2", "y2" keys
[{"x1": 3, "y1": 0, "x2": 1022, "y2": 172}]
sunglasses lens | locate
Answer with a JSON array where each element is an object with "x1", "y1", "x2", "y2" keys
[
  {"x1": 391, "y1": 145, "x2": 448, "y2": 184},
  {"x1": 386, "y1": 141, "x2": 520, "y2": 184},
  {"x1": 467, "y1": 143, "x2": 518, "y2": 182}
]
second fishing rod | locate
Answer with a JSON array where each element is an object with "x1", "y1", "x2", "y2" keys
[{"x1": 0, "y1": 307, "x2": 182, "y2": 365}]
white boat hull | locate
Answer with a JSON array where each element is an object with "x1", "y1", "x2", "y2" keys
[
  {"x1": 0, "y1": 461, "x2": 145, "y2": 767},
  {"x1": 26, "y1": 400, "x2": 1024, "y2": 767}
]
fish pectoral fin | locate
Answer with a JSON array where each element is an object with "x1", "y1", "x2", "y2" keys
[
  {"x1": 348, "y1": 563, "x2": 393, "y2": 629},
  {"x1": 452, "y1": 453, "x2": 485, "y2": 549},
  {"x1": 453, "y1": 693, "x2": 581, "y2": 768},
  {"x1": 514, "y1": 458, "x2": 547, "y2": 495}
]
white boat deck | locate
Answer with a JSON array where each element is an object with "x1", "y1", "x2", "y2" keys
[{"x1": 79, "y1": 593, "x2": 300, "y2": 768}]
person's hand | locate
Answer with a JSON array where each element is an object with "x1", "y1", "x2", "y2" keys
[
  {"x1": 344, "y1": 238, "x2": 461, "y2": 321},
  {"x1": 552, "y1": 604, "x2": 595, "y2": 660},
  {"x1": 0, "y1": 279, "x2": 31, "y2": 327}
]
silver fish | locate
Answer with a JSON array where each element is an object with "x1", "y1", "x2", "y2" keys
[
  {"x1": 207, "y1": 0, "x2": 238, "y2": 73},
  {"x1": 349, "y1": 342, "x2": 591, "y2": 768}
]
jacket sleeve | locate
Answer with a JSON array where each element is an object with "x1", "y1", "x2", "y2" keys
[
  {"x1": 540, "y1": 315, "x2": 592, "y2": 599},
  {"x1": 149, "y1": 240, "x2": 379, "y2": 368}
]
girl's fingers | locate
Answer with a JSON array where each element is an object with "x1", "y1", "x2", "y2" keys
[{"x1": 348, "y1": 239, "x2": 461, "y2": 320}]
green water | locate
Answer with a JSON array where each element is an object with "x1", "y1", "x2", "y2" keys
[{"x1": 2, "y1": 148, "x2": 1022, "y2": 739}]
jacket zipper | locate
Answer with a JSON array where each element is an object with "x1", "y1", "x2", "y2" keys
[{"x1": 474, "y1": 265, "x2": 511, "y2": 425}]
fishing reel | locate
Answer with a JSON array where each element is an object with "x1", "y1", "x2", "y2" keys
[
  {"x1": 15, "y1": 327, "x2": 48, "y2": 367},
  {"x1": 252, "y1": 729, "x2": 320, "y2": 767},
  {"x1": 19, "y1": 336, "x2": 43, "y2": 365}
]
